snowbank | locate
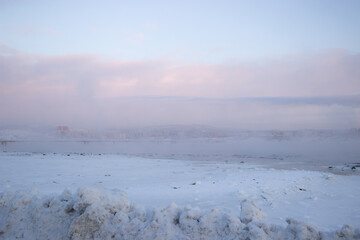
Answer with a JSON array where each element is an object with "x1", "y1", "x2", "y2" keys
[{"x1": 1, "y1": 188, "x2": 359, "y2": 240}]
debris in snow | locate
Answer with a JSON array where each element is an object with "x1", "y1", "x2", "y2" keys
[{"x1": 190, "y1": 181, "x2": 201, "y2": 186}]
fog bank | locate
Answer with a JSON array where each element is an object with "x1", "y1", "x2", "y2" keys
[{"x1": 1, "y1": 47, "x2": 359, "y2": 129}]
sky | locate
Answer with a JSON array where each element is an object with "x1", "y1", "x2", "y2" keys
[{"x1": 0, "y1": 0, "x2": 359, "y2": 130}]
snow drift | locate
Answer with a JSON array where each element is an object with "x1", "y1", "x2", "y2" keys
[{"x1": 0, "y1": 188, "x2": 359, "y2": 240}]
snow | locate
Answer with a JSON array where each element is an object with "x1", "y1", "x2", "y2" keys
[
  {"x1": 1, "y1": 151, "x2": 360, "y2": 239},
  {"x1": 1, "y1": 187, "x2": 359, "y2": 240}
]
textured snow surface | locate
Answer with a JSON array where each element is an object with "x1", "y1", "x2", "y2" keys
[
  {"x1": 1, "y1": 187, "x2": 359, "y2": 240},
  {"x1": 1, "y1": 152, "x2": 360, "y2": 239}
]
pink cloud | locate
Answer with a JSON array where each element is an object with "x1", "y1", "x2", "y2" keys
[
  {"x1": 88, "y1": 26, "x2": 100, "y2": 33},
  {"x1": 0, "y1": 48, "x2": 359, "y2": 129},
  {"x1": 1, "y1": 49, "x2": 359, "y2": 99}
]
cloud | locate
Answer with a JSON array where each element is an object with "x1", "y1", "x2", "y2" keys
[
  {"x1": 88, "y1": 26, "x2": 100, "y2": 33},
  {"x1": 6, "y1": 24, "x2": 61, "y2": 36},
  {"x1": 0, "y1": 44, "x2": 19, "y2": 56},
  {"x1": 124, "y1": 31, "x2": 145, "y2": 43},
  {"x1": 144, "y1": 23, "x2": 158, "y2": 31},
  {"x1": 0, "y1": 48, "x2": 359, "y2": 129}
]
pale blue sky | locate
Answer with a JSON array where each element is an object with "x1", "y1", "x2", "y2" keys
[{"x1": 0, "y1": 0, "x2": 359, "y2": 62}]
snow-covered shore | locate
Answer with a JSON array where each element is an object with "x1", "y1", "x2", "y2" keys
[
  {"x1": 1, "y1": 152, "x2": 360, "y2": 239},
  {"x1": 1, "y1": 187, "x2": 359, "y2": 240}
]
